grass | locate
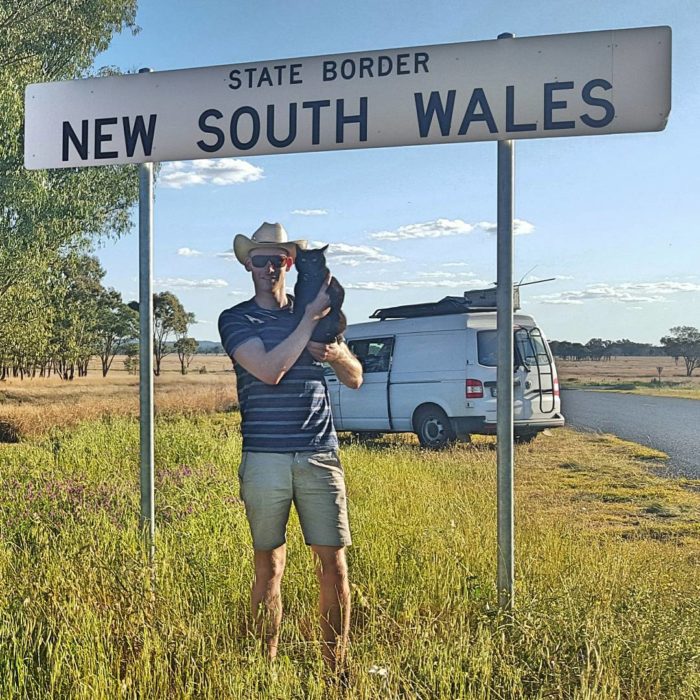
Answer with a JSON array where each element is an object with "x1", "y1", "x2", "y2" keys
[
  {"x1": 0, "y1": 415, "x2": 698, "y2": 698},
  {"x1": 0, "y1": 355, "x2": 237, "y2": 440},
  {"x1": 558, "y1": 357, "x2": 700, "y2": 400}
]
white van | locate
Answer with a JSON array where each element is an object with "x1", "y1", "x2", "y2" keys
[{"x1": 324, "y1": 290, "x2": 565, "y2": 448}]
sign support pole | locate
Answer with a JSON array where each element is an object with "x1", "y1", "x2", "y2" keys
[
  {"x1": 138, "y1": 66, "x2": 155, "y2": 564},
  {"x1": 496, "y1": 136, "x2": 514, "y2": 609},
  {"x1": 496, "y1": 32, "x2": 515, "y2": 608}
]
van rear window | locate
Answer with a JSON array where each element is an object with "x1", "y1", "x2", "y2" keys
[{"x1": 477, "y1": 331, "x2": 498, "y2": 366}]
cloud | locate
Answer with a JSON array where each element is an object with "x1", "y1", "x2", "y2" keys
[
  {"x1": 477, "y1": 219, "x2": 535, "y2": 235},
  {"x1": 310, "y1": 241, "x2": 401, "y2": 267},
  {"x1": 292, "y1": 209, "x2": 328, "y2": 216},
  {"x1": 368, "y1": 217, "x2": 535, "y2": 241},
  {"x1": 159, "y1": 159, "x2": 264, "y2": 189},
  {"x1": 346, "y1": 274, "x2": 493, "y2": 291},
  {"x1": 535, "y1": 281, "x2": 700, "y2": 305},
  {"x1": 177, "y1": 247, "x2": 203, "y2": 257},
  {"x1": 216, "y1": 250, "x2": 238, "y2": 261},
  {"x1": 155, "y1": 277, "x2": 229, "y2": 289},
  {"x1": 369, "y1": 218, "x2": 475, "y2": 241}
]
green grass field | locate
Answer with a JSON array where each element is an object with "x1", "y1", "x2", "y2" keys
[{"x1": 0, "y1": 415, "x2": 698, "y2": 699}]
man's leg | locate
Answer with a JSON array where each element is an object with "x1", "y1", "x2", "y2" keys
[
  {"x1": 311, "y1": 545, "x2": 350, "y2": 670},
  {"x1": 238, "y1": 452, "x2": 294, "y2": 660},
  {"x1": 252, "y1": 545, "x2": 287, "y2": 660}
]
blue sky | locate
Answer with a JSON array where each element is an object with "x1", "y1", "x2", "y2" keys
[{"x1": 93, "y1": 0, "x2": 699, "y2": 344}]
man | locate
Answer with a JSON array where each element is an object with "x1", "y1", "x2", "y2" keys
[{"x1": 218, "y1": 222, "x2": 363, "y2": 671}]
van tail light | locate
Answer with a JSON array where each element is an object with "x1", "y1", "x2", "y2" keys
[
  {"x1": 466, "y1": 379, "x2": 483, "y2": 399},
  {"x1": 553, "y1": 378, "x2": 560, "y2": 398}
]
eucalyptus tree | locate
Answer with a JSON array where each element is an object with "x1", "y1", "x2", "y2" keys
[{"x1": 0, "y1": 0, "x2": 140, "y2": 306}]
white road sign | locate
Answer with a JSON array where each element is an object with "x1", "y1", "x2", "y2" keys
[{"x1": 25, "y1": 26, "x2": 671, "y2": 169}]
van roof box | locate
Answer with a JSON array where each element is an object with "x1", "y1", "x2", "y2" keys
[{"x1": 370, "y1": 286, "x2": 521, "y2": 319}]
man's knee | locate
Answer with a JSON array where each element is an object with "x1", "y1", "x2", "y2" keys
[
  {"x1": 312, "y1": 546, "x2": 349, "y2": 587},
  {"x1": 254, "y1": 545, "x2": 287, "y2": 586}
]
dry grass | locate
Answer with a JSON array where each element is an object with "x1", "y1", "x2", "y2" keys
[
  {"x1": 557, "y1": 356, "x2": 700, "y2": 398},
  {"x1": 0, "y1": 354, "x2": 237, "y2": 440}
]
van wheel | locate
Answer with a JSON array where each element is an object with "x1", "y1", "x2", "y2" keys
[
  {"x1": 414, "y1": 406, "x2": 456, "y2": 450},
  {"x1": 515, "y1": 431, "x2": 538, "y2": 444}
]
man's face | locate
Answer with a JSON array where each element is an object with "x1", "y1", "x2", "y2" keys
[{"x1": 245, "y1": 247, "x2": 290, "y2": 294}]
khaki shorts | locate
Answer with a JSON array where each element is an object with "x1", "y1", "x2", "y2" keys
[{"x1": 238, "y1": 450, "x2": 352, "y2": 551}]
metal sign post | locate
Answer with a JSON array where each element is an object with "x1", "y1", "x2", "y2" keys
[
  {"x1": 138, "y1": 159, "x2": 155, "y2": 562},
  {"x1": 496, "y1": 33, "x2": 515, "y2": 612},
  {"x1": 137, "y1": 68, "x2": 155, "y2": 563},
  {"x1": 496, "y1": 137, "x2": 515, "y2": 609}
]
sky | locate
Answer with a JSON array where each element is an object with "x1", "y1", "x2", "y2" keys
[{"x1": 91, "y1": 0, "x2": 700, "y2": 344}]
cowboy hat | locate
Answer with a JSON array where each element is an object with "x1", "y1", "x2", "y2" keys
[{"x1": 233, "y1": 222, "x2": 307, "y2": 264}]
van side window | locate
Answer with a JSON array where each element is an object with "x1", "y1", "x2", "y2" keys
[
  {"x1": 347, "y1": 337, "x2": 394, "y2": 373},
  {"x1": 477, "y1": 331, "x2": 498, "y2": 366}
]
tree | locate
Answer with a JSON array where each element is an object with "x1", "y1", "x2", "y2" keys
[
  {"x1": 95, "y1": 289, "x2": 138, "y2": 376},
  {"x1": 660, "y1": 326, "x2": 700, "y2": 377},
  {"x1": 175, "y1": 337, "x2": 199, "y2": 375},
  {"x1": 129, "y1": 292, "x2": 195, "y2": 375},
  {"x1": 46, "y1": 253, "x2": 106, "y2": 379},
  {"x1": 0, "y1": 1, "x2": 140, "y2": 307}
]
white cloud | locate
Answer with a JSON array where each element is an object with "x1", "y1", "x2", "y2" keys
[
  {"x1": 368, "y1": 217, "x2": 535, "y2": 241},
  {"x1": 156, "y1": 277, "x2": 229, "y2": 289},
  {"x1": 159, "y1": 159, "x2": 264, "y2": 189},
  {"x1": 477, "y1": 219, "x2": 535, "y2": 235},
  {"x1": 177, "y1": 247, "x2": 203, "y2": 257},
  {"x1": 292, "y1": 209, "x2": 328, "y2": 216},
  {"x1": 309, "y1": 241, "x2": 401, "y2": 267},
  {"x1": 346, "y1": 275, "x2": 492, "y2": 291},
  {"x1": 535, "y1": 281, "x2": 700, "y2": 305},
  {"x1": 369, "y1": 218, "x2": 475, "y2": 241},
  {"x1": 216, "y1": 251, "x2": 238, "y2": 261}
]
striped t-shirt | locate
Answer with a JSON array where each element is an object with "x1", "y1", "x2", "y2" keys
[{"x1": 218, "y1": 296, "x2": 338, "y2": 453}]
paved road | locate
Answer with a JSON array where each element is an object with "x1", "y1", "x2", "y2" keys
[{"x1": 560, "y1": 389, "x2": 700, "y2": 477}]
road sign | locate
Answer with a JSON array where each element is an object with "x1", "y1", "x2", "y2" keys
[{"x1": 25, "y1": 26, "x2": 671, "y2": 169}]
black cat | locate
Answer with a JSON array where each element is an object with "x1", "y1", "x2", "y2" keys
[{"x1": 293, "y1": 245, "x2": 347, "y2": 344}]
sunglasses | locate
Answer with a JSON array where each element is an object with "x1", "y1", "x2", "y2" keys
[{"x1": 250, "y1": 254, "x2": 292, "y2": 270}]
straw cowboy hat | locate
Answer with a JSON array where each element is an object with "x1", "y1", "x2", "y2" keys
[{"x1": 233, "y1": 222, "x2": 307, "y2": 264}]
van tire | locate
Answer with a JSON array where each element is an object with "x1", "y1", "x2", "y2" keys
[{"x1": 414, "y1": 405, "x2": 456, "y2": 450}]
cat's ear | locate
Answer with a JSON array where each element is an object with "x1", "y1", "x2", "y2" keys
[{"x1": 320, "y1": 244, "x2": 329, "y2": 253}]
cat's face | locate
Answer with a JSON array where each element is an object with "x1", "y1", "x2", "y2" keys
[{"x1": 295, "y1": 245, "x2": 329, "y2": 272}]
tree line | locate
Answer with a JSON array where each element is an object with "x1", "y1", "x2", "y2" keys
[
  {"x1": 0, "y1": 1, "x2": 202, "y2": 380},
  {"x1": 550, "y1": 327, "x2": 700, "y2": 376},
  {"x1": 0, "y1": 250, "x2": 199, "y2": 380}
]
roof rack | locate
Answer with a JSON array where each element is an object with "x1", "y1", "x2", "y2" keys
[{"x1": 369, "y1": 287, "x2": 521, "y2": 320}]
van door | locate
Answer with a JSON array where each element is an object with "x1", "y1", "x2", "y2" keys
[
  {"x1": 514, "y1": 327, "x2": 556, "y2": 418},
  {"x1": 340, "y1": 336, "x2": 394, "y2": 430},
  {"x1": 475, "y1": 329, "x2": 526, "y2": 422}
]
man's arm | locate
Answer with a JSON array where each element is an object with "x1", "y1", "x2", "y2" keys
[
  {"x1": 307, "y1": 341, "x2": 363, "y2": 389},
  {"x1": 232, "y1": 288, "x2": 331, "y2": 385}
]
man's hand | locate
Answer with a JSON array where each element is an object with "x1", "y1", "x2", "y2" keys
[
  {"x1": 308, "y1": 339, "x2": 363, "y2": 389},
  {"x1": 303, "y1": 274, "x2": 332, "y2": 322},
  {"x1": 307, "y1": 340, "x2": 343, "y2": 363}
]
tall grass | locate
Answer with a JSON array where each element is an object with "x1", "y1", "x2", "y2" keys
[{"x1": 0, "y1": 417, "x2": 698, "y2": 698}]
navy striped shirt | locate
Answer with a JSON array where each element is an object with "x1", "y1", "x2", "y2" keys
[{"x1": 218, "y1": 296, "x2": 338, "y2": 453}]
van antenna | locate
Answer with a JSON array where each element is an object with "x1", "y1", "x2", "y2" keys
[
  {"x1": 515, "y1": 277, "x2": 557, "y2": 288},
  {"x1": 517, "y1": 266, "x2": 537, "y2": 286}
]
